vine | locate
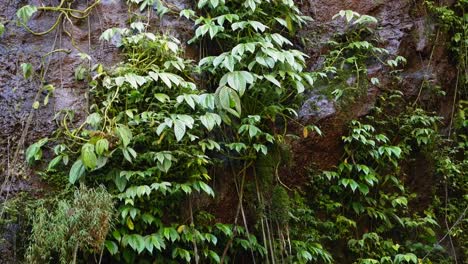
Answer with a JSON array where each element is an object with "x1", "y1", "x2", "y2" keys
[{"x1": 6, "y1": 0, "x2": 466, "y2": 263}]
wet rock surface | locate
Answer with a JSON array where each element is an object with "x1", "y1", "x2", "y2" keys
[
  {"x1": 0, "y1": 1, "x2": 194, "y2": 261},
  {"x1": 0, "y1": 0, "x2": 195, "y2": 191},
  {"x1": 0, "y1": 0, "x2": 458, "y2": 261},
  {"x1": 291, "y1": 0, "x2": 456, "y2": 176}
]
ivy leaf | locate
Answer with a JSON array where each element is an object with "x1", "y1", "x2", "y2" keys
[
  {"x1": 47, "y1": 155, "x2": 62, "y2": 171},
  {"x1": 220, "y1": 71, "x2": 254, "y2": 96},
  {"x1": 154, "y1": 93, "x2": 170, "y2": 103},
  {"x1": 215, "y1": 223, "x2": 233, "y2": 237},
  {"x1": 264, "y1": 74, "x2": 281, "y2": 87},
  {"x1": 199, "y1": 113, "x2": 221, "y2": 131},
  {"x1": 86, "y1": 113, "x2": 102, "y2": 129},
  {"x1": 115, "y1": 174, "x2": 127, "y2": 192},
  {"x1": 32, "y1": 101, "x2": 40, "y2": 109},
  {"x1": 21, "y1": 63, "x2": 32, "y2": 79},
  {"x1": 100, "y1": 28, "x2": 118, "y2": 42},
  {"x1": 17, "y1": 5, "x2": 37, "y2": 24},
  {"x1": 95, "y1": 138, "x2": 109, "y2": 155},
  {"x1": 0, "y1": 23, "x2": 5, "y2": 37},
  {"x1": 81, "y1": 143, "x2": 97, "y2": 169},
  {"x1": 197, "y1": 181, "x2": 215, "y2": 197},
  {"x1": 173, "y1": 119, "x2": 186, "y2": 142},
  {"x1": 209, "y1": 0, "x2": 219, "y2": 8},
  {"x1": 130, "y1": 22, "x2": 145, "y2": 32},
  {"x1": 349, "y1": 180, "x2": 359, "y2": 192},
  {"x1": 125, "y1": 73, "x2": 147, "y2": 89},
  {"x1": 105, "y1": 241, "x2": 119, "y2": 255},
  {"x1": 248, "y1": 21, "x2": 268, "y2": 32},
  {"x1": 115, "y1": 125, "x2": 133, "y2": 147},
  {"x1": 148, "y1": 234, "x2": 165, "y2": 251},
  {"x1": 299, "y1": 250, "x2": 313, "y2": 261},
  {"x1": 295, "y1": 80, "x2": 305, "y2": 93},
  {"x1": 180, "y1": 9, "x2": 195, "y2": 20},
  {"x1": 215, "y1": 86, "x2": 241, "y2": 117},
  {"x1": 151, "y1": 72, "x2": 182, "y2": 88},
  {"x1": 25, "y1": 138, "x2": 48, "y2": 164},
  {"x1": 69, "y1": 159, "x2": 86, "y2": 184},
  {"x1": 223, "y1": 55, "x2": 236, "y2": 72},
  {"x1": 125, "y1": 234, "x2": 146, "y2": 254},
  {"x1": 358, "y1": 183, "x2": 369, "y2": 195},
  {"x1": 209, "y1": 250, "x2": 220, "y2": 263},
  {"x1": 345, "y1": 10, "x2": 355, "y2": 22}
]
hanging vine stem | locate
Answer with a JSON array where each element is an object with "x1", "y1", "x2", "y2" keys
[
  {"x1": 188, "y1": 195, "x2": 200, "y2": 264},
  {"x1": 19, "y1": 0, "x2": 100, "y2": 36},
  {"x1": 219, "y1": 160, "x2": 254, "y2": 264},
  {"x1": 413, "y1": 29, "x2": 440, "y2": 106},
  {"x1": 0, "y1": 28, "x2": 62, "y2": 220}
]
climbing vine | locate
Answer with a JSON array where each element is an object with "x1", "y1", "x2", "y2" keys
[{"x1": 3, "y1": 0, "x2": 465, "y2": 263}]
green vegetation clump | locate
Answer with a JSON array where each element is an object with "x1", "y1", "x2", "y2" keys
[
  {"x1": 26, "y1": 186, "x2": 113, "y2": 264},
  {"x1": 1, "y1": 0, "x2": 465, "y2": 263}
]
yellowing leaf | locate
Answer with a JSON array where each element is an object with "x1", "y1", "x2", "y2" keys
[
  {"x1": 177, "y1": 225, "x2": 185, "y2": 233},
  {"x1": 303, "y1": 126, "x2": 309, "y2": 138},
  {"x1": 32, "y1": 101, "x2": 40, "y2": 109}
]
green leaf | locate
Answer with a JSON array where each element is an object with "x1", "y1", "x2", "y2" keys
[
  {"x1": 21, "y1": 63, "x2": 32, "y2": 79},
  {"x1": 295, "y1": 80, "x2": 305, "y2": 93},
  {"x1": 86, "y1": 113, "x2": 102, "y2": 128},
  {"x1": 105, "y1": 240, "x2": 119, "y2": 255},
  {"x1": 47, "y1": 155, "x2": 62, "y2": 171},
  {"x1": 125, "y1": 234, "x2": 146, "y2": 254},
  {"x1": 199, "y1": 113, "x2": 221, "y2": 131},
  {"x1": 100, "y1": 28, "x2": 117, "y2": 41},
  {"x1": 223, "y1": 55, "x2": 236, "y2": 72},
  {"x1": 0, "y1": 23, "x2": 5, "y2": 37},
  {"x1": 173, "y1": 119, "x2": 186, "y2": 142},
  {"x1": 220, "y1": 71, "x2": 254, "y2": 96},
  {"x1": 358, "y1": 183, "x2": 369, "y2": 195},
  {"x1": 115, "y1": 174, "x2": 127, "y2": 192},
  {"x1": 25, "y1": 138, "x2": 48, "y2": 164},
  {"x1": 95, "y1": 138, "x2": 109, "y2": 155},
  {"x1": 198, "y1": 181, "x2": 215, "y2": 197},
  {"x1": 115, "y1": 125, "x2": 133, "y2": 147},
  {"x1": 150, "y1": 72, "x2": 182, "y2": 88},
  {"x1": 249, "y1": 21, "x2": 268, "y2": 32},
  {"x1": 180, "y1": 9, "x2": 195, "y2": 19},
  {"x1": 264, "y1": 74, "x2": 281, "y2": 87},
  {"x1": 81, "y1": 143, "x2": 97, "y2": 169},
  {"x1": 125, "y1": 73, "x2": 147, "y2": 89},
  {"x1": 69, "y1": 159, "x2": 86, "y2": 184},
  {"x1": 299, "y1": 250, "x2": 313, "y2": 261},
  {"x1": 32, "y1": 101, "x2": 40, "y2": 109},
  {"x1": 154, "y1": 93, "x2": 170, "y2": 103},
  {"x1": 17, "y1": 5, "x2": 37, "y2": 24},
  {"x1": 215, "y1": 86, "x2": 241, "y2": 117},
  {"x1": 130, "y1": 21, "x2": 145, "y2": 32},
  {"x1": 346, "y1": 10, "x2": 356, "y2": 22},
  {"x1": 209, "y1": 250, "x2": 220, "y2": 263}
]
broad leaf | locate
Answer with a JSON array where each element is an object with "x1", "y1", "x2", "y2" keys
[
  {"x1": 69, "y1": 159, "x2": 86, "y2": 184},
  {"x1": 81, "y1": 143, "x2": 97, "y2": 169},
  {"x1": 17, "y1": 5, "x2": 37, "y2": 24},
  {"x1": 116, "y1": 125, "x2": 133, "y2": 147}
]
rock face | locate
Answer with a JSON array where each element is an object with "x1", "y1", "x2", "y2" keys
[
  {"x1": 0, "y1": 1, "x2": 126, "y2": 195},
  {"x1": 288, "y1": 0, "x2": 456, "y2": 180},
  {"x1": 0, "y1": 0, "x2": 458, "y2": 261},
  {"x1": 0, "y1": 0, "x2": 196, "y2": 193},
  {"x1": 0, "y1": 0, "x2": 455, "y2": 187},
  {"x1": 0, "y1": 1, "x2": 195, "y2": 261}
]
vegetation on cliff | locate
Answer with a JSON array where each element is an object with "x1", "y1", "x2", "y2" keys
[{"x1": 0, "y1": 0, "x2": 466, "y2": 263}]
